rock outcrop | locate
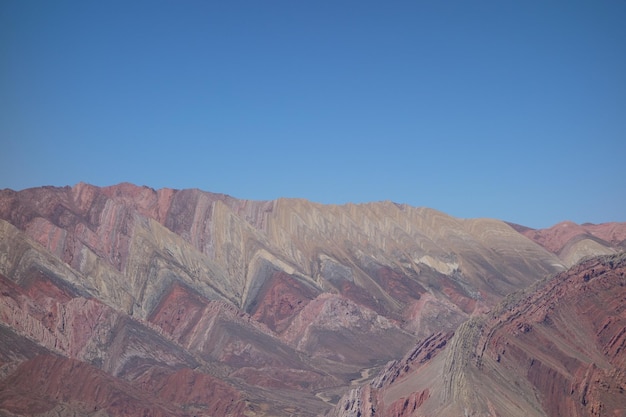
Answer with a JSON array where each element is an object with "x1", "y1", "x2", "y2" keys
[
  {"x1": 327, "y1": 253, "x2": 626, "y2": 417},
  {"x1": 0, "y1": 183, "x2": 622, "y2": 416}
]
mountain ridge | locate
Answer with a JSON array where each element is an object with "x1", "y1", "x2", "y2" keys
[{"x1": 0, "y1": 183, "x2": 624, "y2": 416}]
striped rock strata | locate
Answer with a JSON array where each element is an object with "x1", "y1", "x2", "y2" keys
[
  {"x1": 0, "y1": 183, "x2": 622, "y2": 416},
  {"x1": 327, "y1": 253, "x2": 626, "y2": 417}
]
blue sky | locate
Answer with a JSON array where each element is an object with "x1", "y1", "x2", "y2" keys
[{"x1": 2, "y1": 1, "x2": 625, "y2": 228}]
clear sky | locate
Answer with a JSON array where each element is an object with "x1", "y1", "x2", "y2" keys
[{"x1": 2, "y1": 1, "x2": 625, "y2": 229}]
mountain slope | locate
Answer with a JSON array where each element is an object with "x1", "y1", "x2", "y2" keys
[
  {"x1": 327, "y1": 253, "x2": 626, "y2": 417},
  {"x1": 0, "y1": 183, "x2": 622, "y2": 416}
]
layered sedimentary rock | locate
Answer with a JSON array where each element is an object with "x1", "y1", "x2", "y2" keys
[
  {"x1": 327, "y1": 253, "x2": 626, "y2": 417},
  {"x1": 509, "y1": 221, "x2": 626, "y2": 266},
  {"x1": 0, "y1": 183, "x2": 622, "y2": 416}
]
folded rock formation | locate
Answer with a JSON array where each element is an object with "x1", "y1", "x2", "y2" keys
[
  {"x1": 327, "y1": 253, "x2": 626, "y2": 417},
  {"x1": 0, "y1": 183, "x2": 623, "y2": 416}
]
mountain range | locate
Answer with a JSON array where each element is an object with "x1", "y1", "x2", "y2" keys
[{"x1": 0, "y1": 183, "x2": 624, "y2": 417}]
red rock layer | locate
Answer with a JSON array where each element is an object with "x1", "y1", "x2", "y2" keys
[
  {"x1": 0, "y1": 354, "x2": 246, "y2": 417},
  {"x1": 0, "y1": 354, "x2": 179, "y2": 417},
  {"x1": 250, "y1": 270, "x2": 319, "y2": 334},
  {"x1": 327, "y1": 332, "x2": 452, "y2": 417},
  {"x1": 384, "y1": 389, "x2": 430, "y2": 417},
  {"x1": 477, "y1": 254, "x2": 626, "y2": 417}
]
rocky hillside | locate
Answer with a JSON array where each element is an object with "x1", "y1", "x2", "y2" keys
[
  {"x1": 508, "y1": 221, "x2": 626, "y2": 267},
  {"x1": 327, "y1": 253, "x2": 626, "y2": 417},
  {"x1": 0, "y1": 183, "x2": 623, "y2": 416}
]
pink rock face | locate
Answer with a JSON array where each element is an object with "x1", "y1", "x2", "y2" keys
[
  {"x1": 0, "y1": 354, "x2": 244, "y2": 417},
  {"x1": 327, "y1": 332, "x2": 451, "y2": 417},
  {"x1": 8, "y1": 355, "x2": 163, "y2": 416},
  {"x1": 148, "y1": 282, "x2": 209, "y2": 343},
  {"x1": 140, "y1": 367, "x2": 247, "y2": 417},
  {"x1": 250, "y1": 270, "x2": 318, "y2": 334},
  {"x1": 479, "y1": 254, "x2": 626, "y2": 417},
  {"x1": 372, "y1": 265, "x2": 426, "y2": 305},
  {"x1": 384, "y1": 389, "x2": 430, "y2": 417},
  {"x1": 99, "y1": 182, "x2": 176, "y2": 223},
  {"x1": 0, "y1": 270, "x2": 113, "y2": 360}
]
